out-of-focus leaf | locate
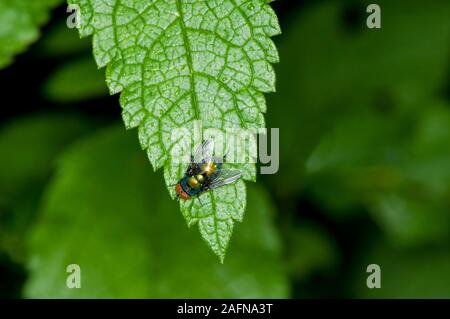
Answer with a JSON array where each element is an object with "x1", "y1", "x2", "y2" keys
[
  {"x1": 266, "y1": 0, "x2": 450, "y2": 193},
  {"x1": 350, "y1": 241, "x2": 450, "y2": 298},
  {"x1": 401, "y1": 104, "x2": 450, "y2": 197},
  {"x1": 252, "y1": 1, "x2": 450, "y2": 298},
  {"x1": 0, "y1": 0, "x2": 63, "y2": 68},
  {"x1": 306, "y1": 110, "x2": 405, "y2": 174},
  {"x1": 368, "y1": 194, "x2": 449, "y2": 247},
  {"x1": 42, "y1": 57, "x2": 108, "y2": 103},
  {"x1": 37, "y1": 19, "x2": 91, "y2": 57},
  {"x1": 285, "y1": 221, "x2": 339, "y2": 280},
  {"x1": 24, "y1": 127, "x2": 289, "y2": 298},
  {"x1": 367, "y1": 103, "x2": 450, "y2": 246},
  {"x1": 0, "y1": 114, "x2": 90, "y2": 198},
  {"x1": 306, "y1": 100, "x2": 450, "y2": 245},
  {"x1": 0, "y1": 114, "x2": 91, "y2": 262},
  {"x1": 0, "y1": 189, "x2": 42, "y2": 264},
  {"x1": 304, "y1": 108, "x2": 407, "y2": 214}
]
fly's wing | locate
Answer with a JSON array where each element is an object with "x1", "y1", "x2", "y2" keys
[
  {"x1": 193, "y1": 140, "x2": 214, "y2": 164},
  {"x1": 207, "y1": 169, "x2": 242, "y2": 190}
]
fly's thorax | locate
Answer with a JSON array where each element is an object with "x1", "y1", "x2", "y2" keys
[
  {"x1": 195, "y1": 174, "x2": 204, "y2": 183},
  {"x1": 188, "y1": 176, "x2": 200, "y2": 188},
  {"x1": 201, "y1": 161, "x2": 218, "y2": 177}
]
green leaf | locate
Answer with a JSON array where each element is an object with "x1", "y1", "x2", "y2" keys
[
  {"x1": 0, "y1": 114, "x2": 91, "y2": 201},
  {"x1": 350, "y1": 241, "x2": 450, "y2": 298},
  {"x1": 42, "y1": 56, "x2": 108, "y2": 103},
  {"x1": 368, "y1": 194, "x2": 450, "y2": 247},
  {"x1": 303, "y1": 100, "x2": 450, "y2": 245},
  {"x1": 0, "y1": 114, "x2": 91, "y2": 262},
  {"x1": 36, "y1": 17, "x2": 91, "y2": 57},
  {"x1": 284, "y1": 221, "x2": 338, "y2": 282},
  {"x1": 68, "y1": 0, "x2": 280, "y2": 260},
  {"x1": 266, "y1": 0, "x2": 450, "y2": 194},
  {"x1": 0, "y1": 0, "x2": 63, "y2": 68},
  {"x1": 24, "y1": 126, "x2": 289, "y2": 298}
]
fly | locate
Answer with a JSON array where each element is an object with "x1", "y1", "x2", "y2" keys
[{"x1": 175, "y1": 140, "x2": 242, "y2": 201}]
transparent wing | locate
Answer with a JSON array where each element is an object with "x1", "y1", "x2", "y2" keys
[
  {"x1": 208, "y1": 169, "x2": 242, "y2": 190},
  {"x1": 193, "y1": 140, "x2": 214, "y2": 164}
]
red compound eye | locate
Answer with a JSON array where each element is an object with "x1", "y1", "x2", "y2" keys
[{"x1": 175, "y1": 183, "x2": 190, "y2": 200}]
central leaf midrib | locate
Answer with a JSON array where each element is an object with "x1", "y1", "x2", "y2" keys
[{"x1": 175, "y1": 0, "x2": 200, "y2": 122}]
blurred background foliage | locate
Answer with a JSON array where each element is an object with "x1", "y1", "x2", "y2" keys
[{"x1": 0, "y1": 0, "x2": 449, "y2": 298}]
